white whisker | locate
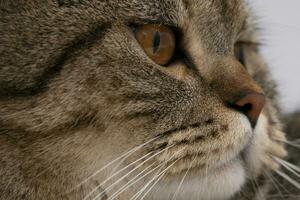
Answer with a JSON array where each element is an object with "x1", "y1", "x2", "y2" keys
[
  {"x1": 84, "y1": 149, "x2": 160, "y2": 198},
  {"x1": 139, "y1": 159, "x2": 179, "y2": 200},
  {"x1": 129, "y1": 165, "x2": 165, "y2": 200},
  {"x1": 171, "y1": 156, "x2": 196, "y2": 200},
  {"x1": 88, "y1": 145, "x2": 173, "y2": 200},
  {"x1": 130, "y1": 150, "x2": 182, "y2": 200},
  {"x1": 111, "y1": 150, "x2": 182, "y2": 200},
  {"x1": 284, "y1": 141, "x2": 300, "y2": 148},
  {"x1": 270, "y1": 171, "x2": 291, "y2": 194},
  {"x1": 274, "y1": 158, "x2": 300, "y2": 179},
  {"x1": 273, "y1": 156, "x2": 300, "y2": 173},
  {"x1": 71, "y1": 136, "x2": 160, "y2": 192},
  {"x1": 83, "y1": 151, "x2": 153, "y2": 200},
  {"x1": 263, "y1": 169, "x2": 286, "y2": 199},
  {"x1": 291, "y1": 139, "x2": 300, "y2": 143},
  {"x1": 139, "y1": 172, "x2": 165, "y2": 200},
  {"x1": 267, "y1": 194, "x2": 300, "y2": 198},
  {"x1": 275, "y1": 170, "x2": 300, "y2": 190},
  {"x1": 106, "y1": 161, "x2": 164, "y2": 200},
  {"x1": 276, "y1": 139, "x2": 300, "y2": 148},
  {"x1": 244, "y1": 159, "x2": 266, "y2": 199}
]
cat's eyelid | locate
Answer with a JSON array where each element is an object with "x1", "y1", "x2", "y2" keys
[
  {"x1": 129, "y1": 22, "x2": 182, "y2": 35},
  {"x1": 235, "y1": 31, "x2": 261, "y2": 47},
  {"x1": 128, "y1": 19, "x2": 178, "y2": 29},
  {"x1": 236, "y1": 40, "x2": 261, "y2": 47}
]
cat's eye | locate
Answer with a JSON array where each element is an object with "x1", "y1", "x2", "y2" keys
[
  {"x1": 234, "y1": 42, "x2": 246, "y2": 66},
  {"x1": 134, "y1": 24, "x2": 176, "y2": 66}
]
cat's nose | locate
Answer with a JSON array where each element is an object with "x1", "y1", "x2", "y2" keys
[
  {"x1": 197, "y1": 56, "x2": 266, "y2": 127},
  {"x1": 230, "y1": 93, "x2": 266, "y2": 127}
]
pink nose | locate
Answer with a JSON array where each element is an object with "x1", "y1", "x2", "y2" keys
[{"x1": 232, "y1": 93, "x2": 266, "y2": 126}]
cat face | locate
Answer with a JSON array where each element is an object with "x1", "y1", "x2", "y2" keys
[{"x1": 0, "y1": 0, "x2": 287, "y2": 199}]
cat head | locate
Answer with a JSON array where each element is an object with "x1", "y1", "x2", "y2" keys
[{"x1": 0, "y1": 0, "x2": 287, "y2": 199}]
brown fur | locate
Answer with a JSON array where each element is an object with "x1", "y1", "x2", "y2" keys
[{"x1": 0, "y1": 0, "x2": 295, "y2": 199}]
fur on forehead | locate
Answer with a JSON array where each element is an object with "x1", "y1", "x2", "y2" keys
[
  {"x1": 105, "y1": 0, "x2": 250, "y2": 53},
  {"x1": 58, "y1": 0, "x2": 248, "y2": 26}
]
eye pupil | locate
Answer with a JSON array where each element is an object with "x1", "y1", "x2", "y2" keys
[
  {"x1": 234, "y1": 43, "x2": 246, "y2": 66},
  {"x1": 238, "y1": 46, "x2": 245, "y2": 65},
  {"x1": 152, "y1": 31, "x2": 160, "y2": 54},
  {"x1": 134, "y1": 24, "x2": 175, "y2": 66}
]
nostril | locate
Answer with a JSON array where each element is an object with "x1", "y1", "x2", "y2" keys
[{"x1": 230, "y1": 93, "x2": 266, "y2": 127}]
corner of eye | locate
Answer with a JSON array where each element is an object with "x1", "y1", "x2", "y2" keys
[{"x1": 162, "y1": 61, "x2": 189, "y2": 80}]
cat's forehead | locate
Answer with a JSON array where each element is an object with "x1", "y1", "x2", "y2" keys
[
  {"x1": 108, "y1": 0, "x2": 249, "y2": 52},
  {"x1": 110, "y1": 0, "x2": 247, "y2": 24}
]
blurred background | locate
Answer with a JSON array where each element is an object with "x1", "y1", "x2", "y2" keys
[{"x1": 249, "y1": 0, "x2": 300, "y2": 113}]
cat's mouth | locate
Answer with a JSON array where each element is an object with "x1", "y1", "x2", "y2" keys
[{"x1": 152, "y1": 114, "x2": 253, "y2": 176}]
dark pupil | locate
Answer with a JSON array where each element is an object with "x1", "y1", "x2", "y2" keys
[
  {"x1": 152, "y1": 31, "x2": 161, "y2": 54},
  {"x1": 238, "y1": 46, "x2": 245, "y2": 65}
]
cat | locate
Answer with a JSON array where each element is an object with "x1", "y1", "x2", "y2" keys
[{"x1": 0, "y1": 0, "x2": 299, "y2": 199}]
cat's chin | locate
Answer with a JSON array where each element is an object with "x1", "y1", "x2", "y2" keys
[{"x1": 149, "y1": 159, "x2": 245, "y2": 200}]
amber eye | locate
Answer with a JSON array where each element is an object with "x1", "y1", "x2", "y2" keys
[
  {"x1": 234, "y1": 42, "x2": 246, "y2": 66},
  {"x1": 134, "y1": 24, "x2": 176, "y2": 66}
]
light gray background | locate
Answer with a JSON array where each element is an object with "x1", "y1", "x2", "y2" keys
[{"x1": 249, "y1": 0, "x2": 300, "y2": 113}]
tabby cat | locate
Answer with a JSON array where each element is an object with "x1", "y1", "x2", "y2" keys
[{"x1": 0, "y1": 0, "x2": 299, "y2": 199}]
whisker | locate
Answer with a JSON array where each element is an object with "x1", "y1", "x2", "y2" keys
[
  {"x1": 263, "y1": 169, "x2": 287, "y2": 199},
  {"x1": 110, "y1": 150, "x2": 182, "y2": 200},
  {"x1": 87, "y1": 145, "x2": 173, "y2": 200},
  {"x1": 274, "y1": 170, "x2": 300, "y2": 190},
  {"x1": 203, "y1": 142, "x2": 213, "y2": 199},
  {"x1": 289, "y1": 138, "x2": 300, "y2": 143},
  {"x1": 171, "y1": 156, "x2": 196, "y2": 200},
  {"x1": 109, "y1": 154, "x2": 132, "y2": 177},
  {"x1": 274, "y1": 158, "x2": 300, "y2": 179},
  {"x1": 130, "y1": 164, "x2": 167, "y2": 200},
  {"x1": 129, "y1": 169, "x2": 163, "y2": 200},
  {"x1": 273, "y1": 156, "x2": 300, "y2": 173},
  {"x1": 276, "y1": 139, "x2": 300, "y2": 149},
  {"x1": 267, "y1": 194, "x2": 300, "y2": 198},
  {"x1": 130, "y1": 151, "x2": 182, "y2": 200},
  {"x1": 287, "y1": 138, "x2": 300, "y2": 143},
  {"x1": 71, "y1": 136, "x2": 160, "y2": 191},
  {"x1": 270, "y1": 171, "x2": 291, "y2": 195},
  {"x1": 242, "y1": 163, "x2": 265, "y2": 199},
  {"x1": 138, "y1": 159, "x2": 179, "y2": 200},
  {"x1": 106, "y1": 161, "x2": 162, "y2": 200},
  {"x1": 253, "y1": 178, "x2": 266, "y2": 200},
  {"x1": 83, "y1": 151, "x2": 154, "y2": 200},
  {"x1": 139, "y1": 172, "x2": 165, "y2": 200},
  {"x1": 285, "y1": 141, "x2": 300, "y2": 149}
]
